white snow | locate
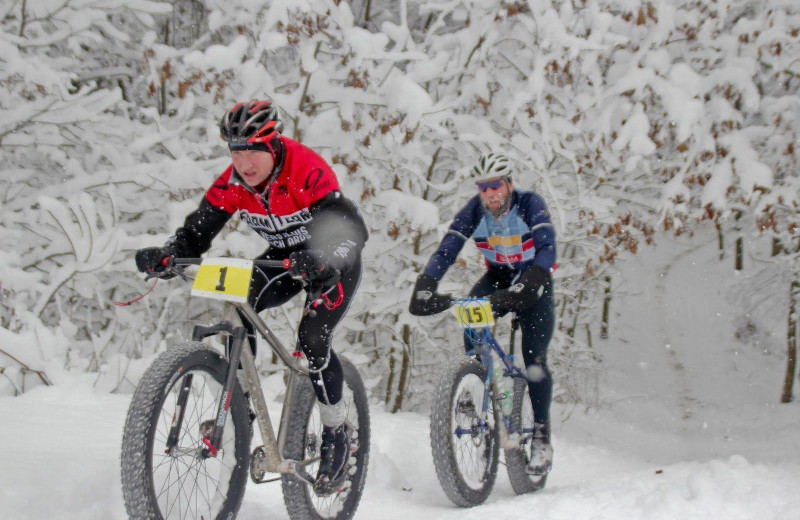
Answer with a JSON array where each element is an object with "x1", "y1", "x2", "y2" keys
[
  {"x1": 2, "y1": 1, "x2": 799, "y2": 518},
  {"x1": 2, "y1": 235, "x2": 798, "y2": 520}
]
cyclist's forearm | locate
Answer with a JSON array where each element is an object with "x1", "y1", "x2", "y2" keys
[
  {"x1": 423, "y1": 233, "x2": 466, "y2": 281},
  {"x1": 167, "y1": 199, "x2": 232, "y2": 257}
]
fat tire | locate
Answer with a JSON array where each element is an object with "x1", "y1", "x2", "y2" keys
[
  {"x1": 430, "y1": 356, "x2": 500, "y2": 507},
  {"x1": 505, "y1": 377, "x2": 548, "y2": 494},
  {"x1": 120, "y1": 341, "x2": 250, "y2": 520},
  {"x1": 281, "y1": 357, "x2": 370, "y2": 520}
]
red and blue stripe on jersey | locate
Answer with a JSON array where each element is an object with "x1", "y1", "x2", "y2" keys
[{"x1": 423, "y1": 190, "x2": 556, "y2": 281}]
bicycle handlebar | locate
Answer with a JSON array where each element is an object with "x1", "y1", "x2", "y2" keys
[
  {"x1": 450, "y1": 297, "x2": 488, "y2": 305},
  {"x1": 167, "y1": 256, "x2": 343, "y2": 312},
  {"x1": 144, "y1": 257, "x2": 292, "y2": 282},
  {"x1": 134, "y1": 256, "x2": 345, "y2": 312},
  {"x1": 171, "y1": 258, "x2": 291, "y2": 270}
]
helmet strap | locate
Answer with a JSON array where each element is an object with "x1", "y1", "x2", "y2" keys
[{"x1": 263, "y1": 140, "x2": 276, "y2": 163}]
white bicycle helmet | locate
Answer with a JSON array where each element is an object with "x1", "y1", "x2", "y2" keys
[{"x1": 472, "y1": 152, "x2": 513, "y2": 181}]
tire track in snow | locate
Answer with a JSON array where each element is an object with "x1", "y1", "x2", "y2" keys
[{"x1": 653, "y1": 245, "x2": 703, "y2": 423}]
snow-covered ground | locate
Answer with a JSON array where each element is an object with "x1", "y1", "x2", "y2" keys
[{"x1": 2, "y1": 235, "x2": 799, "y2": 520}]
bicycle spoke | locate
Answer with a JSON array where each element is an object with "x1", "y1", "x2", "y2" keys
[
  {"x1": 450, "y1": 375, "x2": 493, "y2": 489},
  {"x1": 161, "y1": 448, "x2": 226, "y2": 518},
  {"x1": 183, "y1": 460, "x2": 203, "y2": 520},
  {"x1": 146, "y1": 368, "x2": 238, "y2": 520},
  {"x1": 122, "y1": 343, "x2": 250, "y2": 520},
  {"x1": 174, "y1": 457, "x2": 199, "y2": 520}
]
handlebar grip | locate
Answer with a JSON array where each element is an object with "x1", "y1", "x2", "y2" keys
[{"x1": 283, "y1": 258, "x2": 292, "y2": 270}]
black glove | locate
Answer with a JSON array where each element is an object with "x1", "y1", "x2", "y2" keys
[
  {"x1": 409, "y1": 274, "x2": 453, "y2": 316},
  {"x1": 289, "y1": 250, "x2": 340, "y2": 285},
  {"x1": 489, "y1": 265, "x2": 550, "y2": 312},
  {"x1": 135, "y1": 247, "x2": 175, "y2": 279}
]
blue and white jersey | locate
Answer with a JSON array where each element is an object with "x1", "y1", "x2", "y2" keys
[{"x1": 423, "y1": 189, "x2": 556, "y2": 281}]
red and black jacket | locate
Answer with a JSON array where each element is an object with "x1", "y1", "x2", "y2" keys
[{"x1": 166, "y1": 136, "x2": 368, "y2": 271}]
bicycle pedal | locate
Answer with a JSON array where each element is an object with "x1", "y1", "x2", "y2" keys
[
  {"x1": 250, "y1": 445, "x2": 268, "y2": 483},
  {"x1": 526, "y1": 464, "x2": 552, "y2": 476}
]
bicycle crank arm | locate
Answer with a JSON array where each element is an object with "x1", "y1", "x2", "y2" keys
[
  {"x1": 251, "y1": 452, "x2": 324, "y2": 488},
  {"x1": 251, "y1": 446, "x2": 310, "y2": 482},
  {"x1": 286, "y1": 458, "x2": 319, "y2": 486},
  {"x1": 495, "y1": 413, "x2": 521, "y2": 450},
  {"x1": 283, "y1": 456, "x2": 350, "y2": 495}
]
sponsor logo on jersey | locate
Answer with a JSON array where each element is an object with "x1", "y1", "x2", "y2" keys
[
  {"x1": 304, "y1": 168, "x2": 324, "y2": 190},
  {"x1": 241, "y1": 210, "x2": 313, "y2": 249},
  {"x1": 240, "y1": 209, "x2": 313, "y2": 233},
  {"x1": 333, "y1": 240, "x2": 357, "y2": 259},
  {"x1": 304, "y1": 168, "x2": 335, "y2": 197}
]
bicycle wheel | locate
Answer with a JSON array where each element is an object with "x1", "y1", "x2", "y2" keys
[
  {"x1": 430, "y1": 356, "x2": 500, "y2": 507},
  {"x1": 121, "y1": 341, "x2": 250, "y2": 520},
  {"x1": 505, "y1": 377, "x2": 548, "y2": 494},
  {"x1": 282, "y1": 357, "x2": 370, "y2": 520}
]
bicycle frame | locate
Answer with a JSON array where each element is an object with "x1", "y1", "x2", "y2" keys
[
  {"x1": 456, "y1": 299, "x2": 535, "y2": 450},
  {"x1": 162, "y1": 259, "x2": 319, "y2": 486}
]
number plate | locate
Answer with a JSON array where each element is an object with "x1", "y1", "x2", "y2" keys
[
  {"x1": 191, "y1": 258, "x2": 253, "y2": 303},
  {"x1": 453, "y1": 299, "x2": 495, "y2": 329}
]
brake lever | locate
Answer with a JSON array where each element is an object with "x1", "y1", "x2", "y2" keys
[
  {"x1": 308, "y1": 285, "x2": 323, "y2": 302},
  {"x1": 143, "y1": 265, "x2": 187, "y2": 282},
  {"x1": 175, "y1": 266, "x2": 190, "y2": 282}
]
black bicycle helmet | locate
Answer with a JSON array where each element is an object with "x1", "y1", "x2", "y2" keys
[{"x1": 220, "y1": 100, "x2": 283, "y2": 151}]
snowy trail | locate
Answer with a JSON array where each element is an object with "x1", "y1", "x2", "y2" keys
[
  {"x1": 2, "y1": 238, "x2": 800, "y2": 519},
  {"x1": 1, "y1": 376, "x2": 799, "y2": 520},
  {"x1": 655, "y1": 258, "x2": 696, "y2": 423}
]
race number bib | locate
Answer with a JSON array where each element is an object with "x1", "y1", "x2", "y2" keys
[
  {"x1": 453, "y1": 299, "x2": 495, "y2": 329},
  {"x1": 191, "y1": 258, "x2": 253, "y2": 303}
]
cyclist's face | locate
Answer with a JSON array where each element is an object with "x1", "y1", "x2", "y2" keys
[
  {"x1": 231, "y1": 150, "x2": 275, "y2": 187},
  {"x1": 477, "y1": 176, "x2": 512, "y2": 216}
]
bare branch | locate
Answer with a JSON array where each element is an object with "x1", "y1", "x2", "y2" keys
[{"x1": 0, "y1": 348, "x2": 53, "y2": 386}]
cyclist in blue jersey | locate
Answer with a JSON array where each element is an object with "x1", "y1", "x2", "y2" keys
[{"x1": 409, "y1": 151, "x2": 557, "y2": 475}]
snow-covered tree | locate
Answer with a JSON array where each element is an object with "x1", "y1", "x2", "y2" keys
[{"x1": 1, "y1": 0, "x2": 797, "y2": 407}]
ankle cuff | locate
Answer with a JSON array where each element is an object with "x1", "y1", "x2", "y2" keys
[{"x1": 319, "y1": 400, "x2": 345, "y2": 428}]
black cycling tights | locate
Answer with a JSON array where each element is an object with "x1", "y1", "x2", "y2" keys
[
  {"x1": 465, "y1": 269, "x2": 555, "y2": 425},
  {"x1": 240, "y1": 253, "x2": 361, "y2": 406}
]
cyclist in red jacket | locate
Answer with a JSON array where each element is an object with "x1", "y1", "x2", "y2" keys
[{"x1": 135, "y1": 100, "x2": 368, "y2": 492}]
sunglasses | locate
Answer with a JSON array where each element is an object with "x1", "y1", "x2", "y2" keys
[{"x1": 476, "y1": 178, "x2": 505, "y2": 192}]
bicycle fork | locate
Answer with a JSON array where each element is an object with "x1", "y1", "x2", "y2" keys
[{"x1": 164, "y1": 322, "x2": 249, "y2": 457}]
